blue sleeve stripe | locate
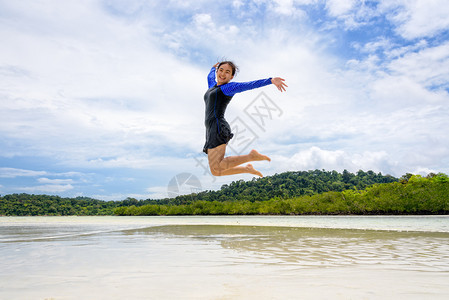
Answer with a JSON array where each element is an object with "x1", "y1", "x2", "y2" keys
[
  {"x1": 221, "y1": 78, "x2": 272, "y2": 96},
  {"x1": 207, "y1": 67, "x2": 217, "y2": 88}
]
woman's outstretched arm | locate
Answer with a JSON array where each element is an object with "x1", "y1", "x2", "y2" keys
[{"x1": 220, "y1": 76, "x2": 288, "y2": 96}]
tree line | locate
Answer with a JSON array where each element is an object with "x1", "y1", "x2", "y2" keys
[
  {"x1": 0, "y1": 194, "x2": 117, "y2": 216},
  {"x1": 1, "y1": 170, "x2": 448, "y2": 216},
  {"x1": 114, "y1": 174, "x2": 449, "y2": 216}
]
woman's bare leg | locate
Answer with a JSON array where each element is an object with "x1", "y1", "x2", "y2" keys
[
  {"x1": 219, "y1": 149, "x2": 270, "y2": 170},
  {"x1": 207, "y1": 144, "x2": 270, "y2": 177},
  {"x1": 216, "y1": 163, "x2": 263, "y2": 177}
]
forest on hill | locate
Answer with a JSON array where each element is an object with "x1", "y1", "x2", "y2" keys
[
  {"x1": 1, "y1": 170, "x2": 448, "y2": 216},
  {"x1": 160, "y1": 169, "x2": 399, "y2": 205}
]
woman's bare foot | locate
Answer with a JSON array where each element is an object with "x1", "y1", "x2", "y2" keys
[
  {"x1": 249, "y1": 149, "x2": 271, "y2": 162},
  {"x1": 246, "y1": 164, "x2": 263, "y2": 177}
]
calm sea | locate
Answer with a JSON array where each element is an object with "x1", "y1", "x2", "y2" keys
[{"x1": 1, "y1": 216, "x2": 449, "y2": 299}]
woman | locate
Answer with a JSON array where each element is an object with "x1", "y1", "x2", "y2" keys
[{"x1": 203, "y1": 61, "x2": 287, "y2": 177}]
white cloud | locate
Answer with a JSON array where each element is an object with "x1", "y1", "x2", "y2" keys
[
  {"x1": 19, "y1": 184, "x2": 74, "y2": 193},
  {"x1": 323, "y1": 0, "x2": 379, "y2": 29},
  {"x1": 193, "y1": 13, "x2": 213, "y2": 27},
  {"x1": 37, "y1": 178, "x2": 74, "y2": 184},
  {"x1": 387, "y1": 41, "x2": 449, "y2": 89},
  {"x1": 146, "y1": 185, "x2": 170, "y2": 200},
  {"x1": 232, "y1": 0, "x2": 244, "y2": 9},
  {"x1": 380, "y1": 0, "x2": 449, "y2": 39},
  {"x1": 354, "y1": 37, "x2": 394, "y2": 54},
  {"x1": 0, "y1": 0, "x2": 207, "y2": 166},
  {"x1": 90, "y1": 192, "x2": 153, "y2": 201},
  {"x1": 273, "y1": 146, "x2": 398, "y2": 175},
  {"x1": 325, "y1": 0, "x2": 356, "y2": 17},
  {"x1": 0, "y1": 168, "x2": 47, "y2": 178},
  {"x1": 272, "y1": 0, "x2": 307, "y2": 17}
]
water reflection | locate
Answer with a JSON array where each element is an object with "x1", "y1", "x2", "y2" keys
[
  {"x1": 127, "y1": 225, "x2": 449, "y2": 271},
  {"x1": 2, "y1": 221, "x2": 449, "y2": 299}
]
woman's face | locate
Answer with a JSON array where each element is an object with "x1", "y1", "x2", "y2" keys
[{"x1": 216, "y1": 63, "x2": 234, "y2": 85}]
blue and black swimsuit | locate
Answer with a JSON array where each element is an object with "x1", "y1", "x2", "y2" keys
[{"x1": 203, "y1": 67, "x2": 272, "y2": 154}]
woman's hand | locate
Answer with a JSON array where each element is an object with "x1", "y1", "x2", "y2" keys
[
  {"x1": 271, "y1": 77, "x2": 288, "y2": 92},
  {"x1": 213, "y1": 62, "x2": 220, "y2": 69}
]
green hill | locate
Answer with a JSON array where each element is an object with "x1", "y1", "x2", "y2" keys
[{"x1": 162, "y1": 169, "x2": 398, "y2": 205}]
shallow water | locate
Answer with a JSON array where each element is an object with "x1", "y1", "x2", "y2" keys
[{"x1": 1, "y1": 216, "x2": 449, "y2": 299}]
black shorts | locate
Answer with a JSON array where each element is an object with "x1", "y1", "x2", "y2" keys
[{"x1": 203, "y1": 119, "x2": 234, "y2": 154}]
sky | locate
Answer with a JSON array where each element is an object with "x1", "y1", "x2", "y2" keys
[{"x1": 1, "y1": 0, "x2": 448, "y2": 200}]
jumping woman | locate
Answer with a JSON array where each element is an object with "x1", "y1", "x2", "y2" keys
[{"x1": 203, "y1": 61, "x2": 287, "y2": 177}]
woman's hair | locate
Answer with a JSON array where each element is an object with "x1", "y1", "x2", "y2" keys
[{"x1": 217, "y1": 60, "x2": 239, "y2": 76}]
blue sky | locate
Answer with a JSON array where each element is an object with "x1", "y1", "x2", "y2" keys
[{"x1": 1, "y1": 0, "x2": 449, "y2": 200}]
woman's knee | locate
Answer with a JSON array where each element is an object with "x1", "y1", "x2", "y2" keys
[
  {"x1": 209, "y1": 163, "x2": 223, "y2": 176},
  {"x1": 208, "y1": 148, "x2": 225, "y2": 176},
  {"x1": 210, "y1": 166, "x2": 222, "y2": 176}
]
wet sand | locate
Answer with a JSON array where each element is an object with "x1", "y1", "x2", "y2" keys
[{"x1": 1, "y1": 216, "x2": 449, "y2": 299}]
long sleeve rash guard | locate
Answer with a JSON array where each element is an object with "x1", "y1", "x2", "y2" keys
[{"x1": 202, "y1": 67, "x2": 272, "y2": 153}]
